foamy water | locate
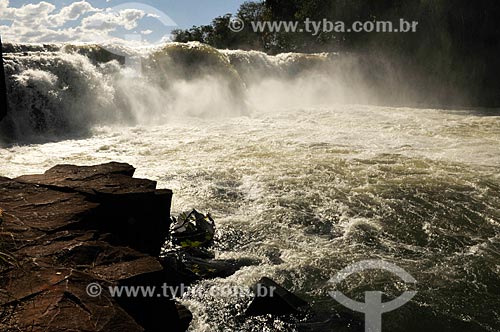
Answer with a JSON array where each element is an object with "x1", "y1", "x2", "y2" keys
[
  {"x1": 0, "y1": 42, "x2": 499, "y2": 332},
  {"x1": 1, "y1": 104, "x2": 499, "y2": 331}
]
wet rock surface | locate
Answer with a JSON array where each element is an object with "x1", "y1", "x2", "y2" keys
[
  {"x1": 15, "y1": 162, "x2": 171, "y2": 255},
  {"x1": 0, "y1": 263, "x2": 145, "y2": 332},
  {"x1": 0, "y1": 162, "x2": 280, "y2": 332},
  {"x1": 0, "y1": 162, "x2": 181, "y2": 332},
  {"x1": 161, "y1": 250, "x2": 257, "y2": 283},
  {"x1": 245, "y1": 277, "x2": 308, "y2": 317}
]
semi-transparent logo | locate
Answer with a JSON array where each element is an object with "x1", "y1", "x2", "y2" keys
[{"x1": 329, "y1": 260, "x2": 417, "y2": 332}]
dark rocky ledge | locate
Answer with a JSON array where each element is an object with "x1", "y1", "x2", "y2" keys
[{"x1": 0, "y1": 162, "x2": 187, "y2": 332}]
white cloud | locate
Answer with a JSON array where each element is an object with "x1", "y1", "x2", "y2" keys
[
  {"x1": 1, "y1": 1, "x2": 56, "y2": 29},
  {"x1": 0, "y1": 1, "x2": 149, "y2": 44},
  {"x1": 48, "y1": 1, "x2": 99, "y2": 27},
  {"x1": 160, "y1": 34, "x2": 173, "y2": 43},
  {"x1": 141, "y1": 29, "x2": 153, "y2": 35},
  {"x1": 82, "y1": 9, "x2": 145, "y2": 31}
]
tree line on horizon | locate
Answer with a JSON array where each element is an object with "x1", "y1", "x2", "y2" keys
[{"x1": 172, "y1": 0, "x2": 500, "y2": 107}]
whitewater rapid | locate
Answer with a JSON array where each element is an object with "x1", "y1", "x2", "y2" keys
[
  {"x1": 0, "y1": 42, "x2": 499, "y2": 332},
  {"x1": 1, "y1": 104, "x2": 500, "y2": 331}
]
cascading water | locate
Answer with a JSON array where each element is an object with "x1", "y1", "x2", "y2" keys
[
  {"x1": 0, "y1": 42, "x2": 247, "y2": 141},
  {"x1": 0, "y1": 42, "x2": 499, "y2": 332},
  {"x1": 0, "y1": 42, "x2": 387, "y2": 142}
]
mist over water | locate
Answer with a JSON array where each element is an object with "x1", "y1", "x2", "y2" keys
[
  {"x1": 0, "y1": 42, "x2": 392, "y2": 142},
  {"x1": 0, "y1": 42, "x2": 499, "y2": 332}
]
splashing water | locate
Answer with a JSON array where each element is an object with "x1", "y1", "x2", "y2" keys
[
  {"x1": 0, "y1": 42, "x2": 391, "y2": 142},
  {"x1": 0, "y1": 42, "x2": 499, "y2": 332}
]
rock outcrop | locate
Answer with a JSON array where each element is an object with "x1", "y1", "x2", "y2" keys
[
  {"x1": 0, "y1": 162, "x2": 183, "y2": 332},
  {"x1": 15, "y1": 162, "x2": 171, "y2": 255},
  {"x1": 245, "y1": 277, "x2": 308, "y2": 317}
]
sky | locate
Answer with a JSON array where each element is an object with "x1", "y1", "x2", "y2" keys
[{"x1": 0, "y1": 0, "x2": 248, "y2": 44}]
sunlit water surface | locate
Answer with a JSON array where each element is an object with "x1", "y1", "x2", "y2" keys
[{"x1": 1, "y1": 105, "x2": 499, "y2": 332}]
